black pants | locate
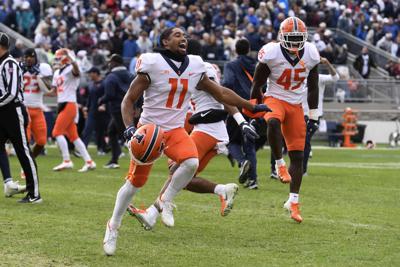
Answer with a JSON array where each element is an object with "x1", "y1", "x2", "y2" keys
[
  {"x1": 108, "y1": 112, "x2": 125, "y2": 163},
  {"x1": 0, "y1": 104, "x2": 40, "y2": 198}
]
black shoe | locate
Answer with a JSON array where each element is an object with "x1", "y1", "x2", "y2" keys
[
  {"x1": 270, "y1": 170, "x2": 279, "y2": 180},
  {"x1": 238, "y1": 160, "x2": 251, "y2": 184},
  {"x1": 227, "y1": 153, "x2": 236, "y2": 168},
  {"x1": 18, "y1": 194, "x2": 42, "y2": 204},
  {"x1": 103, "y1": 161, "x2": 120, "y2": 169},
  {"x1": 244, "y1": 179, "x2": 258, "y2": 190}
]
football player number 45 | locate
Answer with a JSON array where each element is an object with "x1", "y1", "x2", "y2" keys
[
  {"x1": 166, "y1": 78, "x2": 188, "y2": 109},
  {"x1": 277, "y1": 68, "x2": 306, "y2": 90}
]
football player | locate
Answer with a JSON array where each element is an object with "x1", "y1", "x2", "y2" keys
[
  {"x1": 127, "y1": 39, "x2": 260, "y2": 225},
  {"x1": 103, "y1": 27, "x2": 270, "y2": 256},
  {"x1": 21, "y1": 48, "x2": 52, "y2": 158},
  {"x1": 51, "y1": 49, "x2": 96, "y2": 172},
  {"x1": 251, "y1": 17, "x2": 320, "y2": 223}
]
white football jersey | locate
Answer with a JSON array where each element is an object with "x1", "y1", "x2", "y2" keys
[
  {"x1": 52, "y1": 64, "x2": 80, "y2": 103},
  {"x1": 191, "y1": 62, "x2": 229, "y2": 143},
  {"x1": 136, "y1": 53, "x2": 206, "y2": 131},
  {"x1": 302, "y1": 73, "x2": 339, "y2": 117},
  {"x1": 258, "y1": 42, "x2": 320, "y2": 104},
  {"x1": 23, "y1": 63, "x2": 53, "y2": 108}
]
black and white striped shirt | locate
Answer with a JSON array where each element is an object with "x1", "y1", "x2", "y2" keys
[{"x1": 0, "y1": 52, "x2": 23, "y2": 107}]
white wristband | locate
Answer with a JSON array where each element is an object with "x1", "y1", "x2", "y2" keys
[
  {"x1": 233, "y1": 112, "x2": 246, "y2": 125},
  {"x1": 309, "y1": 109, "x2": 319, "y2": 121}
]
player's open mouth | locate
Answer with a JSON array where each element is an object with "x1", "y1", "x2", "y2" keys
[{"x1": 178, "y1": 42, "x2": 187, "y2": 51}]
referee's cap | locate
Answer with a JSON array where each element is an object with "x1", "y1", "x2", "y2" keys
[{"x1": 0, "y1": 32, "x2": 10, "y2": 49}]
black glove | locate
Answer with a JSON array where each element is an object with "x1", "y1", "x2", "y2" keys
[
  {"x1": 123, "y1": 125, "x2": 137, "y2": 141},
  {"x1": 31, "y1": 65, "x2": 40, "y2": 75},
  {"x1": 240, "y1": 121, "x2": 259, "y2": 141},
  {"x1": 252, "y1": 104, "x2": 272, "y2": 113},
  {"x1": 307, "y1": 119, "x2": 319, "y2": 135}
]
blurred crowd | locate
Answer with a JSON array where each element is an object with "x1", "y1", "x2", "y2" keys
[{"x1": 1, "y1": 0, "x2": 400, "y2": 78}]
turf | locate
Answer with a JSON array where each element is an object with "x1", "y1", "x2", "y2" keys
[{"x1": 1, "y1": 147, "x2": 399, "y2": 267}]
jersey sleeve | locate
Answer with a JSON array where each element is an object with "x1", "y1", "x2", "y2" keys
[
  {"x1": 257, "y1": 43, "x2": 275, "y2": 65},
  {"x1": 204, "y1": 62, "x2": 219, "y2": 83},
  {"x1": 306, "y1": 42, "x2": 321, "y2": 68},
  {"x1": 135, "y1": 53, "x2": 155, "y2": 74},
  {"x1": 39, "y1": 63, "x2": 53, "y2": 77}
]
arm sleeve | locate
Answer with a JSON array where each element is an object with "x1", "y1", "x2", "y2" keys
[
  {"x1": 39, "y1": 63, "x2": 53, "y2": 77},
  {"x1": 0, "y1": 61, "x2": 21, "y2": 106}
]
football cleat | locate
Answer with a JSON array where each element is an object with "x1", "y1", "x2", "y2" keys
[
  {"x1": 276, "y1": 164, "x2": 291, "y2": 183},
  {"x1": 53, "y1": 160, "x2": 74, "y2": 171},
  {"x1": 284, "y1": 201, "x2": 303, "y2": 223},
  {"x1": 157, "y1": 199, "x2": 176, "y2": 228},
  {"x1": 103, "y1": 221, "x2": 118, "y2": 256},
  {"x1": 219, "y1": 183, "x2": 239, "y2": 216},
  {"x1": 238, "y1": 160, "x2": 251, "y2": 184},
  {"x1": 4, "y1": 181, "x2": 26, "y2": 197},
  {"x1": 127, "y1": 204, "x2": 159, "y2": 231},
  {"x1": 78, "y1": 161, "x2": 96, "y2": 172}
]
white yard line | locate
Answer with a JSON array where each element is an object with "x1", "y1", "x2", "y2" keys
[{"x1": 309, "y1": 162, "x2": 400, "y2": 169}]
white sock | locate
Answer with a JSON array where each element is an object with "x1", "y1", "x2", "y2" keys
[
  {"x1": 214, "y1": 184, "x2": 226, "y2": 196},
  {"x1": 147, "y1": 204, "x2": 160, "y2": 217},
  {"x1": 56, "y1": 135, "x2": 70, "y2": 161},
  {"x1": 110, "y1": 180, "x2": 138, "y2": 229},
  {"x1": 289, "y1": 193, "x2": 299, "y2": 203},
  {"x1": 161, "y1": 158, "x2": 199, "y2": 202},
  {"x1": 73, "y1": 138, "x2": 92, "y2": 162},
  {"x1": 275, "y1": 158, "x2": 285, "y2": 166}
]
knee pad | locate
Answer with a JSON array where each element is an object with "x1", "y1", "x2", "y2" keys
[
  {"x1": 181, "y1": 158, "x2": 199, "y2": 174},
  {"x1": 129, "y1": 174, "x2": 148, "y2": 188}
]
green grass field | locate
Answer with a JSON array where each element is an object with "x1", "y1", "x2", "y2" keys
[{"x1": 1, "y1": 147, "x2": 399, "y2": 267}]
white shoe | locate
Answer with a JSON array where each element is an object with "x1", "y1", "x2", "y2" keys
[
  {"x1": 53, "y1": 161, "x2": 74, "y2": 171},
  {"x1": 158, "y1": 199, "x2": 176, "y2": 227},
  {"x1": 127, "y1": 204, "x2": 159, "y2": 230},
  {"x1": 78, "y1": 161, "x2": 96, "y2": 172},
  {"x1": 4, "y1": 181, "x2": 26, "y2": 197},
  {"x1": 219, "y1": 183, "x2": 239, "y2": 216},
  {"x1": 103, "y1": 221, "x2": 118, "y2": 256}
]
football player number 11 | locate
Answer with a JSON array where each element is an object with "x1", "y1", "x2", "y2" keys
[
  {"x1": 277, "y1": 68, "x2": 306, "y2": 90},
  {"x1": 166, "y1": 78, "x2": 188, "y2": 109}
]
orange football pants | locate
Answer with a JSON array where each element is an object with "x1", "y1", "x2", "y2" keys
[
  {"x1": 127, "y1": 127, "x2": 198, "y2": 188},
  {"x1": 52, "y1": 102, "x2": 79, "y2": 142},
  {"x1": 26, "y1": 107, "x2": 47, "y2": 146},
  {"x1": 190, "y1": 131, "x2": 218, "y2": 174},
  {"x1": 263, "y1": 96, "x2": 306, "y2": 151}
]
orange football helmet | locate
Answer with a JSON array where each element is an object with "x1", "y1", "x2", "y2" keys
[
  {"x1": 128, "y1": 124, "x2": 166, "y2": 165},
  {"x1": 278, "y1": 17, "x2": 308, "y2": 52},
  {"x1": 53, "y1": 48, "x2": 71, "y2": 69}
]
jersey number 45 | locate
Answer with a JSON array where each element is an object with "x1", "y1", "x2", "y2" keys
[{"x1": 277, "y1": 68, "x2": 306, "y2": 91}]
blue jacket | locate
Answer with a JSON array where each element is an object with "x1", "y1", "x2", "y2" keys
[
  {"x1": 222, "y1": 55, "x2": 256, "y2": 100},
  {"x1": 100, "y1": 66, "x2": 133, "y2": 114},
  {"x1": 86, "y1": 79, "x2": 105, "y2": 114}
]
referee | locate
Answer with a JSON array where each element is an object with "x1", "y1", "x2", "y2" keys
[{"x1": 0, "y1": 32, "x2": 41, "y2": 203}]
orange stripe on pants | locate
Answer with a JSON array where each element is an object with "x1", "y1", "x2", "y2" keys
[{"x1": 127, "y1": 127, "x2": 198, "y2": 188}]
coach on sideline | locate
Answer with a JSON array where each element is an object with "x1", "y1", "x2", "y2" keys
[{"x1": 0, "y1": 33, "x2": 41, "y2": 203}]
